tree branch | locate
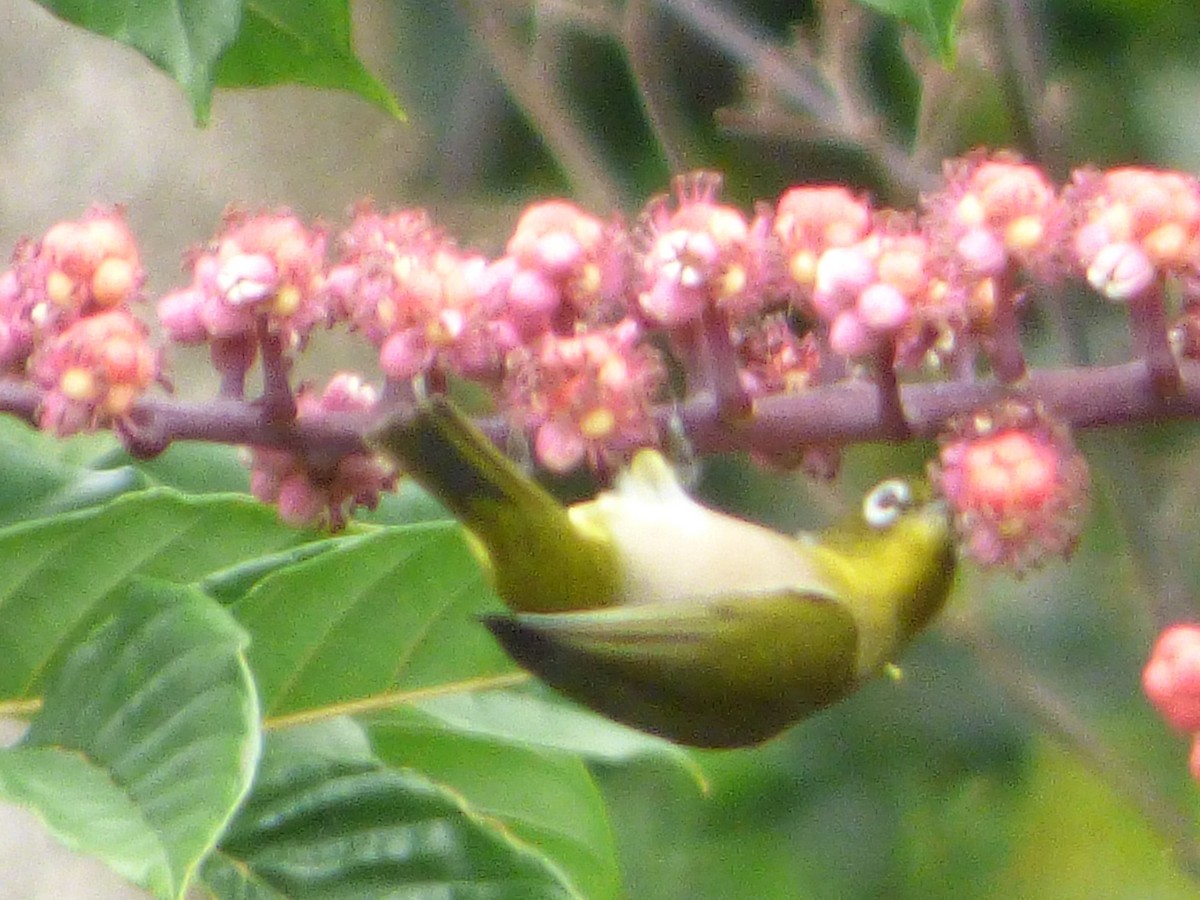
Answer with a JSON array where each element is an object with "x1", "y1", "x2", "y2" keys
[{"x1": 11, "y1": 357, "x2": 1199, "y2": 466}]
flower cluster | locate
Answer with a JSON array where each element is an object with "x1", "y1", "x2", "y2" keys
[
  {"x1": 774, "y1": 188, "x2": 944, "y2": 365},
  {"x1": 932, "y1": 399, "x2": 1089, "y2": 573},
  {"x1": 922, "y1": 154, "x2": 1065, "y2": 376},
  {"x1": 6, "y1": 154, "x2": 1200, "y2": 814},
  {"x1": 6, "y1": 150, "x2": 1194, "y2": 544},
  {"x1": 493, "y1": 200, "x2": 632, "y2": 335},
  {"x1": 158, "y1": 208, "x2": 328, "y2": 387},
  {"x1": 733, "y1": 312, "x2": 821, "y2": 398},
  {"x1": 324, "y1": 204, "x2": 512, "y2": 385},
  {"x1": 1143, "y1": 624, "x2": 1200, "y2": 781},
  {"x1": 637, "y1": 172, "x2": 773, "y2": 327},
  {"x1": 813, "y1": 218, "x2": 946, "y2": 362},
  {"x1": 20, "y1": 208, "x2": 145, "y2": 326},
  {"x1": 934, "y1": 154, "x2": 1063, "y2": 281},
  {"x1": 774, "y1": 185, "x2": 873, "y2": 294},
  {"x1": 0, "y1": 206, "x2": 158, "y2": 434},
  {"x1": 1068, "y1": 167, "x2": 1200, "y2": 302},
  {"x1": 32, "y1": 309, "x2": 158, "y2": 436},
  {"x1": 505, "y1": 319, "x2": 664, "y2": 473},
  {"x1": 247, "y1": 372, "x2": 396, "y2": 529}
]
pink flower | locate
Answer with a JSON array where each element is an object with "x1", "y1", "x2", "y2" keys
[
  {"x1": 247, "y1": 372, "x2": 397, "y2": 530},
  {"x1": 505, "y1": 319, "x2": 665, "y2": 472},
  {"x1": 325, "y1": 205, "x2": 443, "y2": 340},
  {"x1": 809, "y1": 221, "x2": 942, "y2": 362},
  {"x1": 162, "y1": 208, "x2": 328, "y2": 346},
  {"x1": 928, "y1": 153, "x2": 1063, "y2": 282},
  {"x1": 774, "y1": 185, "x2": 872, "y2": 297},
  {"x1": 31, "y1": 309, "x2": 158, "y2": 436},
  {"x1": 33, "y1": 207, "x2": 144, "y2": 319},
  {"x1": 1066, "y1": 166, "x2": 1200, "y2": 300},
  {"x1": 496, "y1": 200, "x2": 631, "y2": 334},
  {"x1": 1144, "y1": 624, "x2": 1200, "y2": 733},
  {"x1": 637, "y1": 171, "x2": 772, "y2": 326},
  {"x1": 157, "y1": 286, "x2": 208, "y2": 344},
  {"x1": 329, "y1": 205, "x2": 513, "y2": 385},
  {"x1": 932, "y1": 399, "x2": 1089, "y2": 573},
  {"x1": 0, "y1": 208, "x2": 145, "y2": 374}
]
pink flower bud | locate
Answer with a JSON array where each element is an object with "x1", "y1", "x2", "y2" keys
[
  {"x1": 91, "y1": 257, "x2": 137, "y2": 307},
  {"x1": 507, "y1": 269, "x2": 560, "y2": 318},
  {"x1": 535, "y1": 419, "x2": 587, "y2": 473},
  {"x1": 1144, "y1": 624, "x2": 1200, "y2": 733},
  {"x1": 531, "y1": 229, "x2": 585, "y2": 275},
  {"x1": 276, "y1": 472, "x2": 327, "y2": 527},
  {"x1": 217, "y1": 253, "x2": 279, "y2": 307},
  {"x1": 380, "y1": 329, "x2": 429, "y2": 381},
  {"x1": 158, "y1": 287, "x2": 208, "y2": 343},
  {"x1": 856, "y1": 283, "x2": 912, "y2": 332},
  {"x1": 828, "y1": 310, "x2": 877, "y2": 357},
  {"x1": 1072, "y1": 220, "x2": 1111, "y2": 268},
  {"x1": 250, "y1": 468, "x2": 281, "y2": 504},
  {"x1": 313, "y1": 372, "x2": 377, "y2": 413},
  {"x1": 199, "y1": 294, "x2": 253, "y2": 339},
  {"x1": 814, "y1": 246, "x2": 875, "y2": 309},
  {"x1": 955, "y1": 227, "x2": 1008, "y2": 277},
  {"x1": 639, "y1": 276, "x2": 703, "y2": 327},
  {"x1": 1085, "y1": 242, "x2": 1157, "y2": 302}
]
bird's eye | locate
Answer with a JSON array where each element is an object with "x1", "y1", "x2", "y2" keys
[{"x1": 863, "y1": 478, "x2": 913, "y2": 530}]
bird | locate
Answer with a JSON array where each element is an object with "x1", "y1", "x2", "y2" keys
[{"x1": 371, "y1": 397, "x2": 957, "y2": 748}]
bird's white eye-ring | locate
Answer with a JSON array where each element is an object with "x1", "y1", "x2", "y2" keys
[{"x1": 863, "y1": 478, "x2": 914, "y2": 530}]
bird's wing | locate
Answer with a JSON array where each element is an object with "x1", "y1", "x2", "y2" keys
[{"x1": 483, "y1": 589, "x2": 859, "y2": 748}]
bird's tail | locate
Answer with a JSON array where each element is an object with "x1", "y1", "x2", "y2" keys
[{"x1": 370, "y1": 398, "x2": 620, "y2": 613}]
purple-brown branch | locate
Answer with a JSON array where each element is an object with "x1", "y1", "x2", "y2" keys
[
  {"x1": 5, "y1": 357, "x2": 1195, "y2": 465},
  {"x1": 680, "y1": 358, "x2": 1200, "y2": 452}
]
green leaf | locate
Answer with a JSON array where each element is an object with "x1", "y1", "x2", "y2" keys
[
  {"x1": 353, "y1": 478, "x2": 457, "y2": 527},
  {"x1": 31, "y1": 0, "x2": 242, "y2": 122},
  {"x1": 199, "y1": 536, "x2": 349, "y2": 604},
  {"x1": 0, "y1": 580, "x2": 260, "y2": 900},
  {"x1": 0, "y1": 488, "x2": 311, "y2": 700},
  {"x1": 366, "y1": 685, "x2": 711, "y2": 899},
  {"x1": 855, "y1": 0, "x2": 962, "y2": 63},
  {"x1": 0, "y1": 417, "x2": 144, "y2": 526},
  {"x1": 369, "y1": 703, "x2": 623, "y2": 900},
  {"x1": 232, "y1": 523, "x2": 514, "y2": 719},
  {"x1": 201, "y1": 719, "x2": 572, "y2": 898},
  {"x1": 98, "y1": 440, "x2": 253, "y2": 495},
  {"x1": 0, "y1": 748, "x2": 173, "y2": 892},
  {"x1": 401, "y1": 685, "x2": 705, "y2": 774},
  {"x1": 216, "y1": 0, "x2": 404, "y2": 120},
  {"x1": 29, "y1": 0, "x2": 400, "y2": 123}
]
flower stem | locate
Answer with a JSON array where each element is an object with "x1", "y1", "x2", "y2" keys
[
  {"x1": 1129, "y1": 283, "x2": 1181, "y2": 398},
  {"x1": 701, "y1": 307, "x2": 751, "y2": 422}
]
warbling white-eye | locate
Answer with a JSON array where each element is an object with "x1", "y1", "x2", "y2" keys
[{"x1": 371, "y1": 398, "x2": 957, "y2": 748}]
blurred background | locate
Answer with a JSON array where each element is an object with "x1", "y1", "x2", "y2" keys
[{"x1": 4, "y1": 0, "x2": 1200, "y2": 896}]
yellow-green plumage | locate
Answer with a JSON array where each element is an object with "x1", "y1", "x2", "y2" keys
[
  {"x1": 371, "y1": 399, "x2": 623, "y2": 614},
  {"x1": 371, "y1": 398, "x2": 957, "y2": 748}
]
